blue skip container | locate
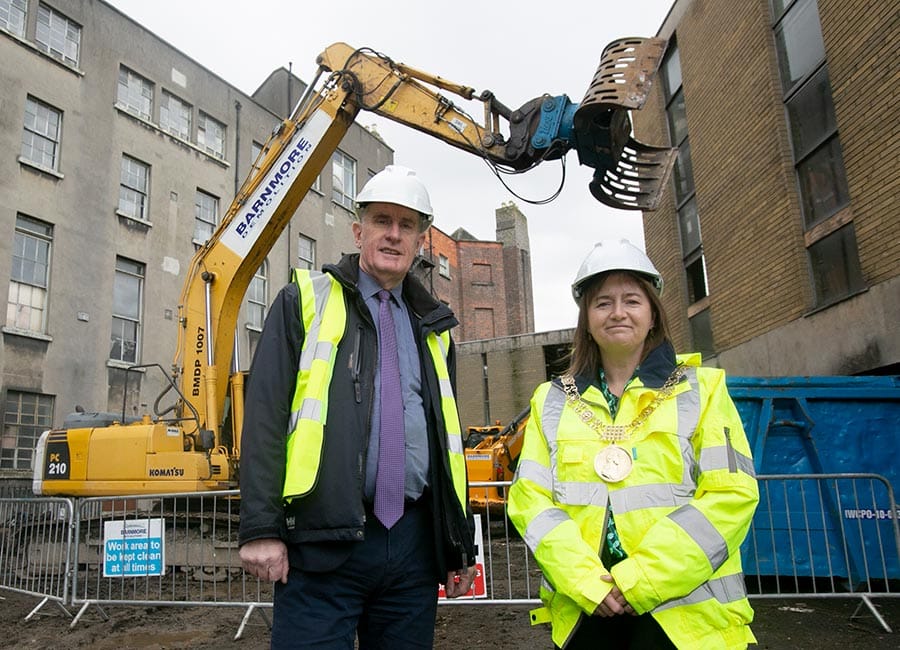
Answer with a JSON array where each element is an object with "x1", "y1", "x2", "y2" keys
[{"x1": 727, "y1": 375, "x2": 900, "y2": 583}]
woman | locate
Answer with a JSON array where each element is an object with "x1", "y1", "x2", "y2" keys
[{"x1": 508, "y1": 239, "x2": 759, "y2": 649}]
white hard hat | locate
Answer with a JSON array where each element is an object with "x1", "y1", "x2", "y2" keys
[
  {"x1": 571, "y1": 239, "x2": 664, "y2": 301},
  {"x1": 355, "y1": 164, "x2": 433, "y2": 225}
]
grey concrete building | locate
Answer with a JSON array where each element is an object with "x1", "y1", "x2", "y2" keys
[
  {"x1": 0, "y1": 0, "x2": 539, "y2": 490},
  {"x1": 0, "y1": 0, "x2": 391, "y2": 479}
]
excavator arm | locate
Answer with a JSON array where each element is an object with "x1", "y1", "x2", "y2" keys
[
  {"x1": 34, "y1": 38, "x2": 673, "y2": 496},
  {"x1": 317, "y1": 40, "x2": 674, "y2": 201}
]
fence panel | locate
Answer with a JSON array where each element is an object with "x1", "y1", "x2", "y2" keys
[
  {"x1": 744, "y1": 474, "x2": 900, "y2": 591},
  {"x1": 0, "y1": 496, "x2": 74, "y2": 607},
  {"x1": 2, "y1": 475, "x2": 897, "y2": 634},
  {"x1": 455, "y1": 482, "x2": 539, "y2": 605},
  {"x1": 744, "y1": 473, "x2": 900, "y2": 632},
  {"x1": 70, "y1": 490, "x2": 270, "y2": 626}
]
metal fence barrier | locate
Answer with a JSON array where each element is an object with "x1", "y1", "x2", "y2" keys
[
  {"x1": 743, "y1": 473, "x2": 900, "y2": 632},
  {"x1": 0, "y1": 496, "x2": 74, "y2": 619},
  {"x1": 1, "y1": 474, "x2": 897, "y2": 637},
  {"x1": 69, "y1": 490, "x2": 271, "y2": 636}
]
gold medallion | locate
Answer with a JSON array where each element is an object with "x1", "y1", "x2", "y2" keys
[{"x1": 594, "y1": 445, "x2": 633, "y2": 483}]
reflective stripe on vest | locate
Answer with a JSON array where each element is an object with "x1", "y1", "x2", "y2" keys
[
  {"x1": 282, "y1": 269, "x2": 346, "y2": 500},
  {"x1": 426, "y1": 330, "x2": 467, "y2": 510}
]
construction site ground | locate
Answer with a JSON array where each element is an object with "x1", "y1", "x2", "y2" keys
[{"x1": 1, "y1": 588, "x2": 897, "y2": 649}]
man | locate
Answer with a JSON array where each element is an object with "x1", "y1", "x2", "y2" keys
[{"x1": 238, "y1": 165, "x2": 476, "y2": 649}]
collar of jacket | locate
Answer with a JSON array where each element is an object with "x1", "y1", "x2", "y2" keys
[
  {"x1": 562, "y1": 339, "x2": 680, "y2": 395},
  {"x1": 324, "y1": 254, "x2": 459, "y2": 331}
]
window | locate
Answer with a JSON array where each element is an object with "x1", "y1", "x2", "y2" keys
[
  {"x1": 771, "y1": 0, "x2": 862, "y2": 305},
  {"x1": 797, "y1": 134, "x2": 850, "y2": 225},
  {"x1": 110, "y1": 257, "x2": 144, "y2": 363},
  {"x1": 662, "y1": 43, "x2": 708, "y2": 306},
  {"x1": 21, "y1": 96, "x2": 62, "y2": 171},
  {"x1": 8, "y1": 215, "x2": 52, "y2": 332},
  {"x1": 2, "y1": 390, "x2": 54, "y2": 471},
  {"x1": 473, "y1": 308, "x2": 496, "y2": 339},
  {"x1": 117, "y1": 66, "x2": 153, "y2": 120},
  {"x1": 194, "y1": 189, "x2": 218, "y2": 243},
  {"x1": 672, "y1": 137, "x2": 694, "y2": 205},
  {"x1": 251, "y1": 140, "x2": 264, "y2": 174},
  {"x1": 438, "y1": 254, "x2": 450, "y2": 278},
  {"x1": 774, "y1": 0, "x2": 825, "y2": 95},
  {"x1": 160, "y1": 90, "x2": 192, "y2": 140},
  {"x1": 471, "y1": 262, "x2": 492, "y2": 285},
  {"x1": 689, "y1": 309, "x2": 715, "y2": 358},
  {"x1": 331, "y1": 150, "x2": 356, "y2": 209},
  {"x1": 786, "y1": 66, "x2": 850, "y2": 227},
  {"x1": 808, "y1": 225, "x2": 865, "y2": 304},
  {"x1": 246, "y1": 262, "x2": 268, "y2": 330},
  {"x1": 684, "y1": 251, "x2": 708, "y2": 304},
  {"x1": 298, "y1": 234, "x2": 315, "y2": 270},
  {"x1": 0, "y1": 0, "x2": 27, "y2": 37},
  {"x1": 198, "y1": 111, "x2": 225, "y2": 159},
  {"x1": 35, "y1": 3, "x2": 80, "y2": 66},
  {"x1": 118, "y1": 155, "x2": 150, "y2": 221}
]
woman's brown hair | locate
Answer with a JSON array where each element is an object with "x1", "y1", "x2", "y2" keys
[{"x1": 564, "y1": 271, "x2": 671, "y2": 378}]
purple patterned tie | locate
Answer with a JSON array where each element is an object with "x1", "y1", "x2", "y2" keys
[{"x1": 375, "y1": 289, "x2": 405, "y2": 529}]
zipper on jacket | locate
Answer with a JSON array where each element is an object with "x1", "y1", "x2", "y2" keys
[
  {"x1": 350, "y1": 325, "x2": 363, "y2": 403},
  {"x1": 723, "y1": 426, "x2": 737, "y2": 473},
  {"x1": 599, "y1": 505, "x2": 611, "y2": 556}
]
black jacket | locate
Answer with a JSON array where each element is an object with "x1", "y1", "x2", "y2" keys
[{"x1": 238, "y1": 254, "x2": 474, "y2": 578}]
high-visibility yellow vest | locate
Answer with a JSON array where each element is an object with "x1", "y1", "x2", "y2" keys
[
  {"x1": 282, "y1": 269, "x2": 468, "y2": 513},
  {"x1": 508, "y1": 355, "x2": 759, "y2": 649}
]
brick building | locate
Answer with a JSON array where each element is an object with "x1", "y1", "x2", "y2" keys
[
  {"x1": 417, "y1": 202, "x2": 534, "y2": 342},
  {"x1": 633, "y1": 0, "x2": 899, "y2": 376}
]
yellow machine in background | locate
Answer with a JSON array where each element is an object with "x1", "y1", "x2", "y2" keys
[
  {"x1": 32, "y1": 38, "x2": 673, "y2": 497},
  {"x1": 465, "y1": 408, "x2": 530, "y2": 512}
]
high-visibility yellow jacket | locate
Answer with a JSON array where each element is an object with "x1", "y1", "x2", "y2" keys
[
  {"x1": 238, "y1": 257, "x2": 474, "y2": 578},
  {"x1": 508, "y1": 343, "x2": 759, "y2": 649}
]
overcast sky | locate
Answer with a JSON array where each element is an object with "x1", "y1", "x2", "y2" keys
[{"x1": 106, "y1": 0, "x2": 673, "y2": 332}]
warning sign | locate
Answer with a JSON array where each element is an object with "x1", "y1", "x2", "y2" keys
[
  {"x1": 103, "y1": 518, "x2": 165, "y2": 577},
  {"x1": 438, "y1": 514, "x2": 486, "y2": 599}
]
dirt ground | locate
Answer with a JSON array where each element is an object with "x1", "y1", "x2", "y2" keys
[{"x1": 1, "y1": 589, "x2": 898, "y2": 649}]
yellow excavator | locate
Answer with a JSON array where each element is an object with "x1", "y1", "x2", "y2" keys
[
  {"x1": 465, "y1": 408, "x2": 530, "y2": 512},
  {"x1": 33, "y1": 38, "x2": 673, "y2": 496}
]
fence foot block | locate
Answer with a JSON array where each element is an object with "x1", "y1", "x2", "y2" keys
[
  {"x1": 851, "y1": 596, "x2": 893, "y2": 634},
  {"x1": 70, "y1": 600, "x2": 109, "y2": 629},
  {"x1": 235, "y1": 602, "x2": 272, "y2": 640}
]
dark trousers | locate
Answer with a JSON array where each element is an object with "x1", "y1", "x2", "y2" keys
[
  {"x1": 271, "y1": 501, "x2": 438, "y2": 650},
  {"x1": 557, "y1": 612, "x2": 677, "y2": 650}
]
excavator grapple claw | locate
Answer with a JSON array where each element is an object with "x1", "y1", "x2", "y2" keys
[{"x1": 573, "y1": 37, "x2": 675, "y2": 210}]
